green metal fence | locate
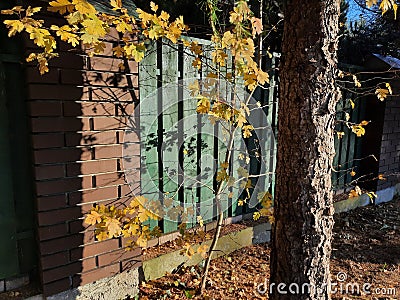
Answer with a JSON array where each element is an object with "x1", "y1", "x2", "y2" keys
[{"x1": 138, "y1": 38, "x2": 365, "y2": 234}]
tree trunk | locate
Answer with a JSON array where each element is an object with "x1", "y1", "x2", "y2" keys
[{"x1": 269, "y1": 1, "x2": 340, "y2": 299}]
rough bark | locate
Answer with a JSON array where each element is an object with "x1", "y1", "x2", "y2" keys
[{"x1": 269, "y1": 1, "x2": 341, "y2": 299}]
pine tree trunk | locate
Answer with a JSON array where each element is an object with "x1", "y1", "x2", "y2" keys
[{"x1": 269, "y1": 1, "x2": 341, "y2": 299}]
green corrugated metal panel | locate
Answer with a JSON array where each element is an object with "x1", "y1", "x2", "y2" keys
[
  {"x1": 139, "y1": 41, "x2": 160, "y2": 231},
  {"x1": 161, "y1": 42, "x2": 179, "y2": 233}
]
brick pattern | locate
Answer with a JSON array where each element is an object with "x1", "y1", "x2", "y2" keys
[
  {"x1": 25, "y1": 34, "x2": 142, "y2": 296},
  {"x1": 378, "y1": 83, "x2": 400, "y2": 190}
]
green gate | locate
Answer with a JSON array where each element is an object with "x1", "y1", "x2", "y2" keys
[{"x1": 0, "y1": 2, "x2": 36, "y2": 280}]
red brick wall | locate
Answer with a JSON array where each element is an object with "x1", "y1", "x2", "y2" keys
[
  {"x1": 25, "y1": 34, "x2": 142, "y2": 295},
  {"x1": 377, "y1": 82, "x2": 400, "y2": 190}
]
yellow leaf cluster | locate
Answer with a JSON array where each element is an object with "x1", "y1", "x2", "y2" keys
[
  {"x1": 137, "y1": 2, "x2": 188, "y2": 44},
  {"x1": 83, "y1": 197, "x2": 163, "y2": 246},
  {"x1": 124, "y1": 43, "x2": 146, "y2": 62},
  {"x1": 351, "y1": 125, "x2": 366, "y2": 137},
  {"x1": 196, "y1": 97, "x2": 211, "y2": 114},
  {"x1": 378, "y1": 0, "x2": 398, "y2": 18},
  {"x1": 350, "y1": 120, "x2": 369, "y2": 137}
]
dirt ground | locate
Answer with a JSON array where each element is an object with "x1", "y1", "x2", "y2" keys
[
  {"x1": 139, "y1": 197, "x2": 400, "y2": 299},
  {"x1": 0, "y1": 198, "x2": 398, "y2": 300}
]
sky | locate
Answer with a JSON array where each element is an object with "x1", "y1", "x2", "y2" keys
[{"x1": 347, "y1": 0, "x2": 376, "y2": 23}]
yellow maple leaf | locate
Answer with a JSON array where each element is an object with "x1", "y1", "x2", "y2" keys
[
  {"x1": 1, "y1": 9, "x2": 15, "y2": 15},
  {"x1": 82, "y1": 15, "x2": 107, "y2": 36},
  {"x1": 48, "y1": 0, "x2": 74, "y2": 14},
  {"x1": 81, "y1": 33, "x2": 99, "y2": 45},
  {"x1": 189, "y1": 42, "x2": 202, "y2": 56},
  {"x1": 216, "y1": 169, "x2": 228, "y2": 182},
  {"x1": 351, "y1": 125, "x2": 365, "y2": 137},
  {"x1": 250, "y1": 17, "x2": 263, "y2": 36},
  {"x1": 192, "y1": 57, "x2": 201, "y2": 69},
  {"x1": 181, "y1": 242, "x2": 195, "y2": 258},
  {"x1": 222, "y1": 31, "x2": 235, "y2": 49},
  {"x1": 366, "y1": 0, "x2": 378, "y2": 8},
  {"x1": 72, "y1": 0, "x2": 96, "y2": 14},
  {"x1": 25, "y1": 6, "x2": 42, "y2": 17},
  {"x1": 242, "y1": 124, "x2": 254, "y2": 138},
  {"x1": 211, "y1": 49, "x2": 228, "y2": 66},
  {"x1": 95, "y1": 230, "x2": 109, "y2": 241},
  {"x1": 236, "y1": 112, "x2": 247, "y2": 129},
  {"x1": 160, "y1": 11, "x2": 170, "y2": 21},
  {"x1": 229, "y1": 11, "x2": 242, "y2": 24},
  {"x1": 3, "y1": 20, "x2": 25, "y2": 37},
  {"x1": 150, "y1": 2, "x2": 158, "y2": 12},
  {"x1": 113, "y1": 45, "x2": 125, "y2": 57},
  {"x1": 137, "y1": 209, "x2": 150, "y2": 223},
  {"x1": 115, "y1": 20, "x2": 132, "y2": 33},
  {"x1": 66, "y1": 11, "x2": 83, "y2": 25},
  {"x1": 243, "y1": 72, "x2": 257, "y2": 91},
  {"x1": 256, "y1": 69, "x2": 269, "y2": 85},
  {"x1": 136, "y1": 234, "x2": 148, "y2": 247},
  {"x1": 196, "y1": 97, "x2": 210, "y2": 114},
  {"x1": 51, "y1": 25, "x2": 79, "y2": 46},
  {"x1": 27, "y1": 28, "x2": 56, "y2": 52},
  {"x1": 375, "y1": 88, "x2": 389, "y2": 101},
  {"x1": 105, "y1": 217, "x2": 122, "y2": 238},
  {"x1": 257, "y1": 191, "x2": 272, "y2": 207},
  {"x1": 123, "y1": 222, "x2": 140, "y2": 237},
  {"x1": 124, "y1": 43, "x2": 146, "y2": 62},
  {"x1": 253, "y1": 211, "x2": 261, "y2": 221},
  {"x1": 350, "y1": 170, "x2": 356, "y2": 177},
  {"x1": 85, "y1": 210, "x2": 102, "y2": 225}
]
